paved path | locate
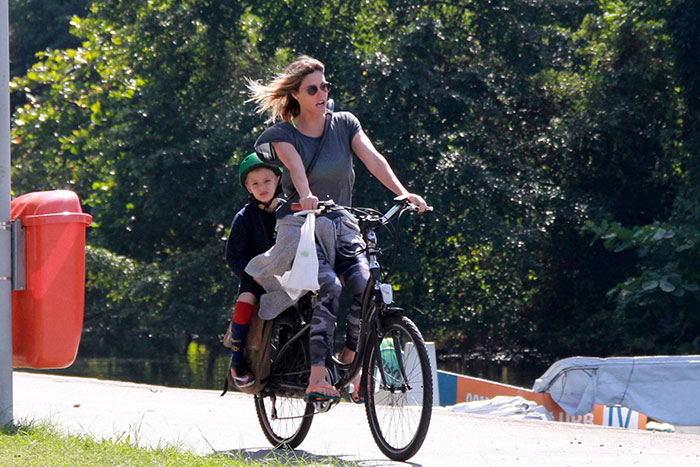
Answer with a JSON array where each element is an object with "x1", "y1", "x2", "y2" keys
[{"x1": 10, "y1": 372, "x2": 700, "y2": 466}]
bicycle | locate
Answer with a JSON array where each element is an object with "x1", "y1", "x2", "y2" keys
[{"x1": 252, "y1": 196, "x2": 433, "y2": 461}]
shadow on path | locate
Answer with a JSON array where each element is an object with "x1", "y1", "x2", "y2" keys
[{"x1": 216, "y1": 447, "x2": 422, "y2": 466}]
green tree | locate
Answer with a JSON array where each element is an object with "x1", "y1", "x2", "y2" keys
[
  {"x1": 9, "y1": 0, "x2": 699, "y2": 365},
  {"x1": 11, "y1": 1, "x2": 266, "y2": 352},
  {"x1": 83, "y1": 246, "x2": 170, "y2": 356},
  {"x1": 9, "y1": 0, "x2": 89, "y2": 77},
  {"x1": 584, "y1": 0, "x2": 700, "y2": 355}
]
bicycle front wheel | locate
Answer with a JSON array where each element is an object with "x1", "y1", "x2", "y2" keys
[{"x1": 364, "y1": 314, "x2": 433, "y2": 461}]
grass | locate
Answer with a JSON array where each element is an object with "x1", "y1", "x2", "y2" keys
[{"x1": 0, "y1": 419, "x2": 348, "y2": 466}]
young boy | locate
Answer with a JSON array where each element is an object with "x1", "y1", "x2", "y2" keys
[{"x1": 225, "y1": 152, "x2": 282, "y2": 388}]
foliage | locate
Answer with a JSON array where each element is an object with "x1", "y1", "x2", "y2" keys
[
  {"x1": 11, "y1": 1, "x2": 249, "y2": 354},
  {"x1": 8, "y1": 0, "x2": 700, "y2": 363},
  {"x1": 8, "y1": 0, "x2": 89, "y2": 78},
  {"x1": 83, "y1": 246, "x2": 170, "y2": 356},
  {"x1": 585, "y1": 219, "x2": 700, "y2": 353},
  {"x1": 582, "y1": 1, "x2": 700, "y2": 355}
]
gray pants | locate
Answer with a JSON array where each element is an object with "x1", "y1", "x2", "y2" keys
[{"x1": 309, "y1": 218, "x2": 370, "y2": 367}]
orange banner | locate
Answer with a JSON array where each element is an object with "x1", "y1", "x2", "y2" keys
[{"x1": 449, "y1": 371, "x2": 646, "y2": 429}]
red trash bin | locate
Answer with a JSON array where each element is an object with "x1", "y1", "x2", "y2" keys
[{"x1": 11, "y1": 190, "x2": 92, "y2": 369}]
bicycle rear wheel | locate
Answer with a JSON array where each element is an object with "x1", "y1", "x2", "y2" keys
[
  {"x1": 254, "y1": 392, "x2": 314, "y2": 449},
  {"x1": 254, "y1": 314, "x2": 314, "y2": 449},
  {"x1": 364, "y1": 314, "x2": 433, "y2": 461}
]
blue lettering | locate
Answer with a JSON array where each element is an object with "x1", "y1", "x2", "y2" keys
[
  {"x1": 618, "y1": 407, "x2": 632, "y2": 428},
  {"x1": 607, "y1": 406, "x2": 632, "y2": 428}
]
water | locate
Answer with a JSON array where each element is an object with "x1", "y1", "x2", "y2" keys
[
  {"x1": 25, "y1": 342, "x2": 232, "y2": 390},
  {"x1": 25, "y1": 342, "x2": 550, "y2": 391}
]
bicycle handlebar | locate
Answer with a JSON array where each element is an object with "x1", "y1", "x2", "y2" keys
[
  {"x1": 289, "y1": 199, "x2": 336, "y2": 213},
  {"x1": 290, "y1": 197, "x2": 432, "y2": 224}
]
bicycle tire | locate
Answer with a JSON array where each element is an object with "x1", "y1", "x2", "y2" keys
[
  {"x1": 254, "y1": 392, "x2": 314, "y2": 449},
  {"x1": 364, "y1": 314, "x2": 433, "y2": 461}
]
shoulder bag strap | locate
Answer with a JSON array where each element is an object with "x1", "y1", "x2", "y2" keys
[{"x1": 285, "y1": 99, "x2": 334, "y2": 201}]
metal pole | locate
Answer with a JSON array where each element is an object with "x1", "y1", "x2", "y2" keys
[{"x1": 0, "y1": 0, "x2": 13, "y2": 426}]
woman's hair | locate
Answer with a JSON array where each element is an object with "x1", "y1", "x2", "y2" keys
[{"x1": 247, "y1": 55, "x2": 325, "y2": 123}]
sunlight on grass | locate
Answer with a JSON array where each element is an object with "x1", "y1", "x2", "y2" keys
[{"x1": 0, "y1": 419, "x2": 353, "y2": 466}]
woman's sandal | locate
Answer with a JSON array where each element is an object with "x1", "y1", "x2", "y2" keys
[
  {"x1": 349, "y1": 385, "x2": 365, "y2": 404},
  {"x1": 304, "y1": 384, "x2": 341, "y2": 403},
  {"x1": 349, "y1": 370, "x2": 364, "y2": 403}
]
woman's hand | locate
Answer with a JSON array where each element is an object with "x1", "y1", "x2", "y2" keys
[
  {"x1": 406, "y1": 193, "x2": 428, "y2": 213},
  {"x1": 299, "y1": 193, "x2": 319, "y2": 211}
]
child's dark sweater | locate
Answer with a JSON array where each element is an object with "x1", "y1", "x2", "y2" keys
[{"x1": 225, "y1": 201, "x2": 277, "y2": 284}]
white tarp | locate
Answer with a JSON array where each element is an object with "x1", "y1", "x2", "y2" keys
[
  {"x1": 533, "y1": 356, "x2": 700, "y2": 426},
  {"x1": 450, "y1": 395, "x2": 553, "y2": 421}
]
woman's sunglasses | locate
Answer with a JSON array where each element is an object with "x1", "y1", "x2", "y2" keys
[{"x1": 305, "y1": 82, "x2": 332, "y2": 96}]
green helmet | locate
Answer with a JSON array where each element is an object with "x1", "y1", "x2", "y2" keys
[{"x1": 238, "y1": 152, "x2": 283, "y2": 187}]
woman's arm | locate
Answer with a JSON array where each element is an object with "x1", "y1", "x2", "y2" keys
[
  {"x1": 352, "y1": 130, "x2": 428, "y2": 212},
  {"x1": 272, "y1": 142, "x2": 319, "y2": 210}
]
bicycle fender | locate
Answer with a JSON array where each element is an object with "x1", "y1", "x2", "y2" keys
[{"x1": 381, "y1": 306, "x2": 405, "y2": 316}]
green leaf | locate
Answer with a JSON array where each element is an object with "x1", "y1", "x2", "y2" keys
[
  {"x1": 616, "y1": 227, "x2": 633, "y2": 241},
  {"x1": 659, "y1": 280, "x2": 675, "y2": 293},
  {"x1": 676, "y1": 241, "x2": 694, "y2": 252},
  {"x1": 672, "y1": 288, "x2": 685, "y2": 297},
  {"x1": 652, "y1": 228, "x2": 667, "y2": 241}
]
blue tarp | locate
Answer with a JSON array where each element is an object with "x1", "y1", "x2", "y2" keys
[{"x1": 533, "y1": 356, "x2": 700, "y2": 426}]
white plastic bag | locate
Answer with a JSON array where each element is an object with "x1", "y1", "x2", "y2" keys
[{"x1": 279, "y1": 213, "x2": 319, "y2": 300}]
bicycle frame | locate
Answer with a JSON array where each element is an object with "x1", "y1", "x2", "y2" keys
[
  {"x1": 252, "y1": 197, "x2": 433, "y2": 461},
  {"x1": 262, "y1": 296, "x2": 313, "y2": 396},
  {"x1": 264, "y1": 198, "x2": 428, "y2": 398},
  {"x1": 332, "y1": 203, "x2": 418, "y2": 394}
]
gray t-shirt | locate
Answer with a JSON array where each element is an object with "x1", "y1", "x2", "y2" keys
[{"x1": 254, "y1": 111, "x2": 362, "y2": 214}]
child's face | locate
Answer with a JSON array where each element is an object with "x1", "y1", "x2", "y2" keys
[{"x1": 245, "y1": 167, "x2": 279, "y2": 204}]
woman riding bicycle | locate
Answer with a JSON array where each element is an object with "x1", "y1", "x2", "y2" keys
[{"x1": 247, "y1": 55, "x2": 427, "y2": 402}]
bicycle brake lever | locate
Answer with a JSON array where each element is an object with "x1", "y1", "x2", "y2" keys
[
  {"x1": 336, "y1": 207, "x2": 358, "y2": 224},
  {"x1": 406, "y1": 203, "x2": 434, "y2": 212}
]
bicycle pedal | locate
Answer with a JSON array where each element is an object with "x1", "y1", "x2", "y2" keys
[{"x1": 313, "y1": 400, "x2": 335, "y2": 413}]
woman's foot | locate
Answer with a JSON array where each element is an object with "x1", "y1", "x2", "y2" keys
[
  {"x1": 339, "y1": 347, "x2": 363, "y2": 402},
  {"x1": 304, "y1": 365, "x2": 340, "y2": 402}
]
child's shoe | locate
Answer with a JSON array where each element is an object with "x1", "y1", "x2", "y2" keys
[{"x1": 231, "y1": 359, "x2": 255, "y2": 389}]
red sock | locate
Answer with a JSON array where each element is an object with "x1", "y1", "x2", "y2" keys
[{"x1": 233, "y1": 301, "x2": 255, "y2": 325}]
